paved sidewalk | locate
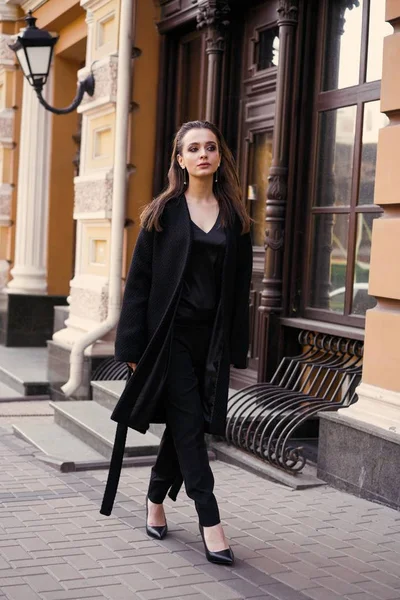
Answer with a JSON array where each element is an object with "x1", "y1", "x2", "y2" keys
[{"x1": 0, "y1": 425, "x2": 400, "y2": 600}]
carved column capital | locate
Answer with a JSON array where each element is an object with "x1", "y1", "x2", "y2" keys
[
  {"x1": 277, "y1": 0, "x2": 299, "y2": 25},
  {"x1": 196, "y1": 0, "x2": 230, "y2": 32}
]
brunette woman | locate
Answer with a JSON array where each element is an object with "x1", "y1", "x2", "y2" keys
[{"x1": 101, "y1": 120, "x2": 252, "y2": 566}]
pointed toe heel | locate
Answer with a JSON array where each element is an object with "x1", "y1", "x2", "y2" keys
[
  {"x1": 146, "y1": 522, "x2": 168, "y2": 540},
  {"x1": 146, "y1": 495, "x2": 168, "y2": 540},
  {"x1": 199, "y1": 524, "x2": 234, "y2": 566}
]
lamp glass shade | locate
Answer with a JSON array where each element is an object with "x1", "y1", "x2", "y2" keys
[{"x1": 25, "y1": 45, "x2": 53, "y2": 79}]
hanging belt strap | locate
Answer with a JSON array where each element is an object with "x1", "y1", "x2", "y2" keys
[{"x1": 100, "y1": 422, "x2": 128, "y2": 516}]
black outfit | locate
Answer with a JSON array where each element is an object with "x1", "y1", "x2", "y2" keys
[
  {"x1": 100, "y1": 195, "x2": 252, "y2": 517},
  {"x1": 148, "y1": 214, "x2": 225, "y2": 527}
]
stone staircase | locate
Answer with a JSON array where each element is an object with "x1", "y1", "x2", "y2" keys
[
  {"x1": 0, "y1": 346, "x2": 50, "y2": 400},
  {"x1": 12, "y1": 380, "x2": 161, "y2": 471}
]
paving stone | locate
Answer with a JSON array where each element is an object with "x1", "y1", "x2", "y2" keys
[
  {"x1": 0, "y1": 584, "x2": 42, "y2": 600},
  {"x1": 262, "y1": 582, "x2": 314, "y2": 600},
  {"x1": 40, "y1": 590, "x2": 103, "y2": 600},
  {"x1": 24, "y1": 574, "x2": 64, "y2": 592},
  {"x1": 138, "y1": 585, "x2": 198, "y2": 599},
  {"x1": 117, "y1": 572, "x2": 162, "y2": 592},
  {"x1": 356, "y1": 579, "x2": 400, "y2": 599},
  {"x1": 193, "y1": 581, "x2": 243, "y2": 599}
]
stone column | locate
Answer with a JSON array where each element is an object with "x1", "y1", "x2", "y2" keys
[
  {"x1": 258, "y1": 0, "x2": 299, "y2": 381},
  {"x1": 197, "y1": 0, "x2": 230, "y2": 126},
  {"x1": 7, "y1": 76, "x2": 52, "y2": 294},
  {"x1": 317, "y1": 1, "x2": 400, "y2": 509}
]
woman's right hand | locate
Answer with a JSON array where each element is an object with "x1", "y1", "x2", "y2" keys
[{"x1": 127, "y1": 362, "x2": 137, "y2": 372}]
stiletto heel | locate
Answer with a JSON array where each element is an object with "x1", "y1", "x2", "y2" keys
[
  {"x1": 199, "y1": 524, "x2": 234, "y2": 565},
  {"x1": 145, "y1": 495, "x2": 168, "y2": 540}
]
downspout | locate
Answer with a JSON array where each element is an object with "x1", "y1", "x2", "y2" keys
[{"x1": 62, "y1": 0, "x2": 135, "y2": 397}]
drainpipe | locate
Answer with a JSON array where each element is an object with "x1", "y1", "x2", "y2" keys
[{"x1": 62, "y1": 0, "x2": 135, "y2": 397}]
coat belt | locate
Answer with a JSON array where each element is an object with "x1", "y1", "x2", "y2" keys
[{"x1": 100, "y1": 422, "x2": 183, "y2": 516}]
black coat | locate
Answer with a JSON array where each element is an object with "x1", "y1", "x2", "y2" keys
[{"x1": 100, "y1": 195, "x2": 252, "y2": 516}]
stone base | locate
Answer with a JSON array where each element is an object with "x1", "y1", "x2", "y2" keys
[
  {"x1": 318, "y1": 412, "x2": 400, "y2": 510},
  {"x1": 48, "y1": 340, "x2": 110, "y2": 401},
  {"x1": 0, "y1": 293, "x2": 68, "y2": 347}
]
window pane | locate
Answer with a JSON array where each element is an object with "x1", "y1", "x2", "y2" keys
[
  {"x1": 323, "y1": 1, "x2": 363, "y2": 91},
  {"x1": 246, "y1": 131, "x2": 273, "y2": 247},
  {"x1": 367, "y1": 0, "x2": 393, "y2": 82},
  {"x1": 254, "y1": 27, "x2": 279, "y2": 70},
  {"x1": 315, "y1": 106, "x2": 357, "y2": 207},
  {"x1": 358, "y1": 101, "x2": 389, "y2": 206},
  {"x1": 309, "y1": 213, "x2": 350, "y2": 314},
  {"x1": 352, "y1": 213, "x2": 380, "y2": 315}
]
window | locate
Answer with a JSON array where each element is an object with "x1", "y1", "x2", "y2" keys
[{"x1": 303, "y1": 0, "x2": 391, "y2": 325}]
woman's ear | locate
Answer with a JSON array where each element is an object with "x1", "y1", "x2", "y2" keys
[{"x1": 177, "y1": 154, "x2": 185, "y2": 169}]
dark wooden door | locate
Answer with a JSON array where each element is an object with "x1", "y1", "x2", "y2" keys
[{"x1": 238, "y1": 1, "x2": 279, "y2": 375}]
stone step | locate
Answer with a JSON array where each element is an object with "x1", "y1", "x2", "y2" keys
[
  {"x1": 0, "y1": 381, "x2": 25, "y2": 400},
  {"x1": 50, "y1": 401, "x2": 160, "y2": 459},
  {"x1": 13, "y1": 421, "x2": 104, "y2": 465},
  {"x1": 0, "y1": 346, "x2": 49, "y2": 396},
  {"x1": 91, "y1": 380, "x2": 124, "y2": 411}
]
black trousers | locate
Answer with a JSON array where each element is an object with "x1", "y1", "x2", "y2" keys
[{"x1": 147, "y1": 321, "x2": 220, "y2": 527}]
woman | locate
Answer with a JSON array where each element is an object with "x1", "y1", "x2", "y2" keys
[{"x1": 101, "y1": 120, "x2": 252, "y2": 566}]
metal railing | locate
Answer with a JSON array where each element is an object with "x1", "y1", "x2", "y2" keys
[{"x1": 226, "y1": 331, "x2": 363, "y2": 474}]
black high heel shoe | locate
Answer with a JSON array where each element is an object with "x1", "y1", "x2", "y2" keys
[
  {"x1": 199, "y1": 524, "x2": 234, "y2": 565},
  {"x1": 145, "y1": 495, "x2": 168, "y2": 540}
]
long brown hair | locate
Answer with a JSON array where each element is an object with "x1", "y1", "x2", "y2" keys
[{"x1": 141, "y1": 121, "x2": 250, "y2": 234}]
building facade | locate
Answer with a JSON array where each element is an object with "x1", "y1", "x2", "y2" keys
[{"x1": 1, "y1": 0, "x2": 399, "y2": 508}]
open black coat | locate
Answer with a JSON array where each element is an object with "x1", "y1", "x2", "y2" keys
[{"x1": 100, "y1": 195, "x2": 252, "y2": 516}]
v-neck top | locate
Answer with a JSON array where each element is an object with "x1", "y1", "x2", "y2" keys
[{"x1": 175, "y1": 212, "x2": 226, "y2": 325}]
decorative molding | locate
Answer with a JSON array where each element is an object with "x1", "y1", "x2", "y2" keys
[
  {"x1": 197, "y1": 0, "x2": 230, "y2": 31},
  {"x1": 277, "y1": 0, "x2": 299, "y2": 25},
  {"x1": 0, "y1": 183, "x2": 12, "y2": 217},
  {"x1": 80, "y1": 56, "x2": 118, "y2": 108},
  {"x1": 0, "y1": 108, "x2": 14, "y2": 141},
  {"x1": 74, "y1": 172, "x2": 113, "y2": 214},
  {"x1": 0, "y1": 34, "x2": 17, "y2": 65},
  {"x1": 69, "y1": 285, "x2": 108, "y2": 322},
  {"x1": 80, "y1": 0, "x2": 114, "y2": 12},
  {"x1": 341, "y1": 382, "x2": 400, "y2": 434},
  {"x1": 0, "y1": 0, "x2": 19, "y2": 21},
  {"x1": 20, "y1": 0, "x2": 48, "y2": 13}
]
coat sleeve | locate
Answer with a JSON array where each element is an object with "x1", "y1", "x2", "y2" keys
[
  {"x1": 230, "y1": 231, "x2": 253, "y2": 369},
  {"x1": 114, "y1": 227, "x2": 154, "y2": 363}
]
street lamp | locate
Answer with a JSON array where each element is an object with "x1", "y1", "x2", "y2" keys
[{"x1": 9, "y1": 11, "x2": 95, "y2": 115}]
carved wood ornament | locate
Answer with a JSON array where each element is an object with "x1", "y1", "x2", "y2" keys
[{"x1": 196, "y1": 0, "x2": 231, "y2": 123}]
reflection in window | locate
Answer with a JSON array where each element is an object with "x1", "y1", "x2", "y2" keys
[
  {"x1": 254, "y1": 27, "x2": 279, "y2": 70},
  {"x1": 246, "y1": 131, "x2": 273, "y2": 247},
  {"x1": 310, "y1": 213, "x2": 350, "y2": 314},
  {"x1": 315, "y1": 106, "x2": 357, "y2": 207},
  {"x1": 359, "y1": 101, "x2": 389, "y2": 205},
  {"x1": 323, "y1": 0, "x2": 363, "y2": 91},
  {"x1": 367, "y1": 0, "x2": 393, "y2": 82},
  {"x1": 352, "y1": 213, "x2": 380, "y2": 315}
]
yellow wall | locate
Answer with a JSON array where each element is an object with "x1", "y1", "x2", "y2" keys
[
  {"x1": 42, "y1": 0, "x2": 87, "y2": 295},
  {"x1": 47, "y1": 55, "x2": 83, "y2": 296},
  {"x1": 126, "y1": 1, "x2": 160, "y2": 267}
]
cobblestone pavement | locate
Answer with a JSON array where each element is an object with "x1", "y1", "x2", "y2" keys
[{"x1": 0, "y1": 425, "x2": 400, "y2": 600}]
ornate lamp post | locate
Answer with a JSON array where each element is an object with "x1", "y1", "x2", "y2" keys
[{"x1": 9, "y1": 11, "x2": 94, "y2": 115}]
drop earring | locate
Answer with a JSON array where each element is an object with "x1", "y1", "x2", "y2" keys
[
  {"x1": 182, "y1": 167, "x2": 187, "y2": 186},
  {"x1": 215, "y1": 166, "x2": 220, "y2": 184}
]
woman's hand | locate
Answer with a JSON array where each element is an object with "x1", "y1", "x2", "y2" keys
[{"x1": 127, "y1": 362, "x2": 137, "y2": 371}]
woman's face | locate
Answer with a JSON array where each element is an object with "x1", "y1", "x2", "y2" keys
[{"x1": 178, "y1": 128, "x2": 220, "y2": 181}]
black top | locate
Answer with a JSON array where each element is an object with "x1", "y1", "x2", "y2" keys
[{"x1": 175, "y1": 213, "x2": 226, "y2": 324}]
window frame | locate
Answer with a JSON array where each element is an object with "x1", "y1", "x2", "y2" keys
[{"x1": 301, "y1": 0, "x2": 384, "y2": 328}]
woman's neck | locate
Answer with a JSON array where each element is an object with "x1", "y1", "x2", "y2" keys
[{"x1": 185, "y1": 176, "x2": 215, "y2": 204}]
